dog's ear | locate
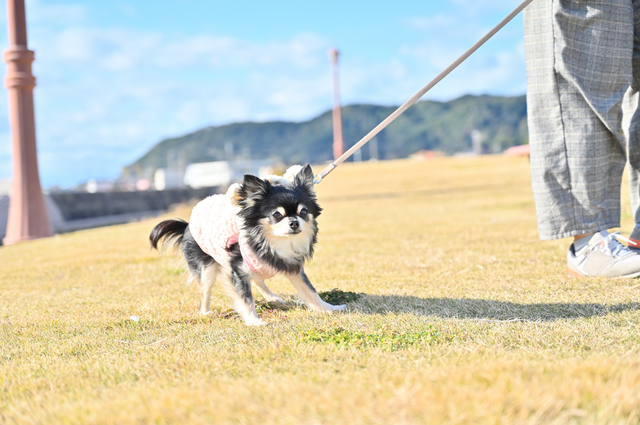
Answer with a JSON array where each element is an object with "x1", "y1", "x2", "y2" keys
[
  {"x1": 283, "y1": 165, "x2": 303, "y2": 183},
  {"x1": 293, "y1": 164, "x2": 315, "y2": 194},
  {"x1": 226, "y1": 183, "x2": 242, "y2": 208},
  {"x1": 238, "y1": 174, "x2": 270, "y2": 207}
]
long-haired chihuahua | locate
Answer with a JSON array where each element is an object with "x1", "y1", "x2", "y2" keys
[{"x1": 150, "y1": 164, "x2": 345, "y2": 325}]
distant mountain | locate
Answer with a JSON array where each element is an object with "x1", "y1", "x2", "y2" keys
[{"x1": 121, "y1": 94, "x2": 527, "y2": 180}]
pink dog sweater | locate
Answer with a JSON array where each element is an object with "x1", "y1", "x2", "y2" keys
[{"x1": 189, "y1": 194, "x2": 279, "y2": 280}]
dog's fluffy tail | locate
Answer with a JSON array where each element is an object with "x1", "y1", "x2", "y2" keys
[{"x1": 150, "y1": 219, "x2": 188, "y2": 251}]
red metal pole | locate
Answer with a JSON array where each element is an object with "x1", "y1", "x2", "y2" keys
[
  {"x1": 329, "y1": 48, "x2": 344, "y2": 161},
  {"x1": 3, "y1": 0, "x2": 52, "y2": 245}
]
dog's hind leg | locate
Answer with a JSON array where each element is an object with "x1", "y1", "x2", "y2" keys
[
  {"x1": 252, "y1": 279, "x2": 286, "y2": 303},
  {"x1": 199, "y1": 264, "x2": 218, "y2": 315},
  {"x1": 287, "y1": 269, "x2": 346, "y2": 312},
  {"x1": 219, "y1": 266, "x2": 265, "y2": 326},
  {"x1": 180, "y1": 225, "x2": 217, "y2": 315}
]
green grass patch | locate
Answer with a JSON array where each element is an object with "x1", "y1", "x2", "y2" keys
[
  {"x1": 319, "y1": 288, "x2": 362, "y2": 304},
  {"x1": 301, "y1": 326, "x2": 448, "y2": 351},
  {"x1": 255, "y1": 300, "x2": 293, "y2": 313}
]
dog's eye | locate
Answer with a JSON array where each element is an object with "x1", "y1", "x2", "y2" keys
[
  {"x1": 272, "y1": 211, "x2": 283, "y2": 220},
  {"x1": 299, "y1": 208, "x2": 308, "y2": 217}
]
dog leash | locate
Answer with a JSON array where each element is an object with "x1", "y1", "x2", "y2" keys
[{"x1": 313, "y1": 0, "x2": 535, "y2": 185}]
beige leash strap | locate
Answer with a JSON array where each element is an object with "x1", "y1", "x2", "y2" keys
[{"x1": 314, "y1": 0, "x2": 534, "y2": 184}]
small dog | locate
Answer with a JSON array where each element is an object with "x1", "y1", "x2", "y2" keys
[{"x1": 150, "y1": 164, "x2": 345, "y2": 325}]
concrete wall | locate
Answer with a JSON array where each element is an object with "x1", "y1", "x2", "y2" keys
[
  {"x1": 0, "y1": 196, "x2": 8, "y2": 241},
  {"x1": 0, "y1": 187, "x2": 219, "y2": 243}
]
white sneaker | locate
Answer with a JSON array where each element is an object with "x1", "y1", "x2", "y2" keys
[{"x1": 567, "y1": 231, "x2": 640, "y2": 278}]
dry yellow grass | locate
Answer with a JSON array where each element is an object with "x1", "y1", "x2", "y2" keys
[{"x1": 2, "y1": 156, "x2": 640, "y2": 424}]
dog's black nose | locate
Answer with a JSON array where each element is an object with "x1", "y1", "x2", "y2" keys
[{"x1": 289, "y1": 220, "x2": 299, "y2": 230}]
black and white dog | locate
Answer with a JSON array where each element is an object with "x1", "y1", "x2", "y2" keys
[{"x1": 150, "y1": 164, "x2": 345, "y2": 325}]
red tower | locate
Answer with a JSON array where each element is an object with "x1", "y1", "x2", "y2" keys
[
  {"x1": 3, "y1": 0, "x2": 52, "y2": 245},
  {"x1": 329, "y1": 48, "x2": 344, "y2": 161}
]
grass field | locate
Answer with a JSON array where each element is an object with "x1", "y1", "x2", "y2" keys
[{"x1": 2, "y1": 156, "x2": 640, "y2": 424}]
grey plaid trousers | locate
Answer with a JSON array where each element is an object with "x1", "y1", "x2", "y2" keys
[{"x1": 525, "y1": 0, "x2": 640, "y2": 240}]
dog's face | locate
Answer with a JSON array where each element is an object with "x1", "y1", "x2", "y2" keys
[
  {"x1": 266, "y1": 202, "x2": 313, "y2": 236},
  {"x1": 236, "y1": 164, "x2": 322, "y2": 260}
]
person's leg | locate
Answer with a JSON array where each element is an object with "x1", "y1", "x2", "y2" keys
[
  {"x1": 623, "y1": 0, "x2": 640, "y2": 246},
  {"x1": 525, "y1": 0, "x2": 640, "y2": 276},
  {"x1": 525, "y1": 0, "x2": 633, "y2": 241}
]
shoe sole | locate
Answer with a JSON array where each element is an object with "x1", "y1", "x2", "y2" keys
[
  {"x1": 567, "y1": 266, "x2": 584, "y2": 277},
  {"x1": 567, "y1": 265, "x2": 640, "y2": 278}
]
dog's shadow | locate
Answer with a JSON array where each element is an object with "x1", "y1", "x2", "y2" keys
[{"x1": 341, "y1": 294, "x2": 640, "y2": 322}]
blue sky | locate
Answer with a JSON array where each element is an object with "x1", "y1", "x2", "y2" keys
[{"x1": 0, "y1": 0, "x2": 527, "y2": 188}]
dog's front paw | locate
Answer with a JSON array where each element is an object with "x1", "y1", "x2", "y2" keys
[
  {"x1": 245, "y1": 317, "x2": 267, "y2": 326},
  {"x1": 265, "y1": 295, "x2": 286, "y2": 304},
  {"x1": 307, "y1": 302, "x2": 347, "y2": 313}
]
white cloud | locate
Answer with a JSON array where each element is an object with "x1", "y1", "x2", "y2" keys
[{"x1": 40, "y1": 27, "x2": 328, "y2": 73}]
